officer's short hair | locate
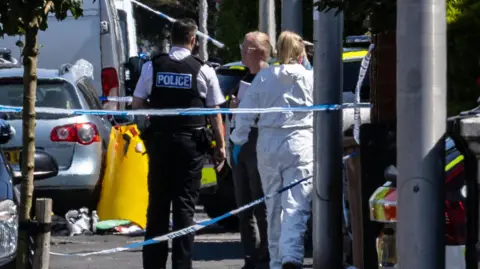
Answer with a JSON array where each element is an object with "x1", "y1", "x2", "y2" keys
[{"x1": 171, "y1": 18, "x2": 198, "y2": 45}]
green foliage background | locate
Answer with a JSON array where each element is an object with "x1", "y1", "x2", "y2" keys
[
  {"x1": 446, "y1": 0, "x2": 480, "y2": 115},
  {"x1": 215, "y1": 0, "x2": 368, "y2": 64}
]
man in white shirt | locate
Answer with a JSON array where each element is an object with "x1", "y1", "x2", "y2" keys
[{"x1": 132, "y1": 18, "x2": 226, "y2": 269}]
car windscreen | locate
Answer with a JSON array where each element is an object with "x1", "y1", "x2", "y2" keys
[
  {"x1": 0, "y1": 78, "x2": 81, "y2": 119},
  {"x1": 343, "y1": 60, "x2": 370, "y2": 92},
  {"x1": 216, "y1": 69, "x2": 248, "y2": 96}
]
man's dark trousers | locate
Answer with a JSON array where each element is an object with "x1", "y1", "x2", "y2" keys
[
  {"x1": 232, "y1": 128, "x2": 269, "y2": 269},
  {"x1": 143, "y1": 130, "x2": 205, "y2": 269}
]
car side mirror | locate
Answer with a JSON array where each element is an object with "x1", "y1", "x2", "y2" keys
[{"x1": 12, "y1": 151, "x2": 59, "y2": 185}]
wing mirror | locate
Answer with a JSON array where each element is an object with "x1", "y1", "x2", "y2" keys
[
  {"x1": 384, "y1": 165, "x2": 398, "y2": 183},
  {"x1": 12, "y1": 151, "x2": 59, "y2": 185}
]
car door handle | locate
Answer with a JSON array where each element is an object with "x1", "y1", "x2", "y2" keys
[{"x1": 100, "y1": 21, "x2": 109, "y2": 34}]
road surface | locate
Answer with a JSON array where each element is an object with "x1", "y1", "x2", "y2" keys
[{"x1": 49, "y1": 206, "x2": 313, "y2": 268}]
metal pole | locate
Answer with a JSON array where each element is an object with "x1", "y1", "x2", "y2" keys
[
  {"x1": 396, "y1": 0, "x2": 446, "y2": 266},
  {"x1": 281, "y1": 0, "x2": 302, "y2": 35},
  {"x1": 312, "y1": 1, "x2": 344, "y2": 268},
  {"x1": 259, "y1": 0, "x2": 276, "y2": 48},
  {"x1": 198, "y1": 0, "x2": 208, "y2": 61}
]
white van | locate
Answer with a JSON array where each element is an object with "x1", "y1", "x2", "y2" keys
[
  {"x1": 114, "y1": 0, "x2": 140, "y2": 96},
  {"x1": 0, "y1": 0, "x2": 127, "y2": 109}
]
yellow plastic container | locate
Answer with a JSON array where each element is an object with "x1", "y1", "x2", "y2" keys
[
  {"x1": 97, "y1": 124, "x2": 218, "y2": 229},
  {"x1": 97, "y1": 125, "x2": 149, "y2": 229}
]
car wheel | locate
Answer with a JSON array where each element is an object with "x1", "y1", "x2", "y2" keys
[{"x1": 201, "y1": 164, "x2": 239, "y2": 231}]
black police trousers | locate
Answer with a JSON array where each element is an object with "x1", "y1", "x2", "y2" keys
[
  {"x1": 143, "y1": 130, "x2": 206, "y2": 269},
  {"x1": 231, "y1": 128, "x2": 269, "y2": 269}
]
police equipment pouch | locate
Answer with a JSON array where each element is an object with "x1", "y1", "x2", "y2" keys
[{"x1": 200, "y1": 127, "x2": 215, "y2": 155}]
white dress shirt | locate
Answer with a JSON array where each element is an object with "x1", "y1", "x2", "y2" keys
[{"x1": 133, "y1": 46, "x2": 226, "y2": 107}]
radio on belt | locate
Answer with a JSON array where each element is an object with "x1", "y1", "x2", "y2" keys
[{"x1": 156, "y1": 72, "x2": 192, "y2": 89}]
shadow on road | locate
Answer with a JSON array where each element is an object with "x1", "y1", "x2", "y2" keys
[{"x1": 193, "y1": 241, "x2": 243, "y2": 260}]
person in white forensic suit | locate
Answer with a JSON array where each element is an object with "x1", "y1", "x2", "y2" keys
[{"x1": 230, "y1": 31, "x2": 314, "y2": 269}]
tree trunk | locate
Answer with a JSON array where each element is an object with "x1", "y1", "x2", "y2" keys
[
  {"x1": 370, "y1": 31, "x2": 397, "y2": 123},
  {"x1": 16, "y1": 24, "x2": 39, "y2": 269}
]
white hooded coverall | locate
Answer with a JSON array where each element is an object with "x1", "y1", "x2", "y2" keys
[{"x1": 230, "y1": 64, "x2": 314, "y2": 269}]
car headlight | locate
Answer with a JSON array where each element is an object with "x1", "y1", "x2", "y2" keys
[{"x1": 0, "y1": 200, "x2": 18, "y2": 265}]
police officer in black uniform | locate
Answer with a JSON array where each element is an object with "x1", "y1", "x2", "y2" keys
[{"x1": 132, "y1": 18, "x2": 226, "y2": 269}]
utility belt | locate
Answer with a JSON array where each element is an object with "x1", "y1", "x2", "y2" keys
[{"x1": 141, "y1": 124, "x2": 215, "y2": 155}]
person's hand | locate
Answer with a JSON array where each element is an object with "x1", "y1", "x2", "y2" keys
[
  {"x1": 214, "y1": 145, "x2": 226, "y2": 163},
  {"x1": 230, "y1": 95, "x2": 238, "y2": 109},
  {"x1": 232, "y1": 144, "x2": 242, "y2": 165}
]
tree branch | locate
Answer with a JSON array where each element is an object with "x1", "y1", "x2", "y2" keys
[{"x1": 44, "y1": 1, "x2": 54, "y2": 15}]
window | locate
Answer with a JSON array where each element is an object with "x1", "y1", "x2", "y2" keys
[
  {"x1": 343, "y1": 60, "x2": 370, "y2": 92},
  {"x1": 0, "y1": 78, "x2": 80, "y2": 119},
  {"x1": 117, "y1": 10, "x2": 130, "y2": 61},
  {"x1": 343, "y1": 60, "x2": 370, "y2": 100},
  {"x1": 216, "y1": 69, "x2": 249, "y2": 96},
  {"x1": 77, "y1": 79, "x2": 102, "y2": 110}
]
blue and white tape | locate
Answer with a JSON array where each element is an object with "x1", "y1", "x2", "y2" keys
[
  {"x1": 99, "y1": 96, "x2": 133, "y2": 102},
  {"x1": 50, "y1": 153, "x2": 358, "y2": 257},
  {"x1": 353, "y1": 44, "x2": 374, "y2": 144},
  {"x1": 130, "y1": 0, "x2": 225, "y2": 49},
  {"x1": 0, "y1": 103, "x2": 371, "y2": 117}
]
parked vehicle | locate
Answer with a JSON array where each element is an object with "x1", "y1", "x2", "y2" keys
[
  {"x1": 0, "y1": 60, "x2": 113, "y2": 215},
  {"x1": 0, "y1": 115, "x2": 59, "y2": 269},
  {"x1": 0, "y1": 0, "x2": 127, "y2": 109},
  {"x1": 369, "y1": 137, "x2": 466, "y2": 269}
]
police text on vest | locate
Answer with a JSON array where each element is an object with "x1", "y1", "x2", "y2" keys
[{"x1": 156, "y1": 72, "x2": 193, "y2": 89}]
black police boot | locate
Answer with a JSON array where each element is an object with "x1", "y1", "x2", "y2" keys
[{"x1": 281, "y1": 262, "x2": 302, "y2": 269}]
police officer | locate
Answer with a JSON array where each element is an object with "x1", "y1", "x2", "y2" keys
[{"x1": 132, "y1": 18, "x2": 226, "y2": 269}]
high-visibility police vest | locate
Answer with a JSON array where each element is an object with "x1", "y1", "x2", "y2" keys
[{"x1": 149, "y1": 54, "x2": 206, "y2": 131}]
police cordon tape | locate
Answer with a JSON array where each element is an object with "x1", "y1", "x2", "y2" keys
[
  {"x1": 130, "y1": 0, "x2": 225, "y2": 49},
  {"x1": 0, "y1": 103, "x2": 371, "y2": 117},
  {"x1": 50, "y1": 152, "x2": 358, "y2": 257},
  {"x1": 353, "y1": 43, "x2": 374, "y2": 144}
]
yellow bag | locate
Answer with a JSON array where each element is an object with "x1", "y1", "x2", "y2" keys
[
  {"x1": 97, "y1": 124, "x2": 218, "y2": 229},
  {"x1": 97, "y1": 124, "x2": 149, "y2": 229}
]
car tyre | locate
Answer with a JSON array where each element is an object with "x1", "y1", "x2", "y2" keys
[{"x1": 0, "y1": 258, "x2": 16, "y2": 269}]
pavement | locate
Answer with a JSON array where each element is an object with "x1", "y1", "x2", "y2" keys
[{"x1": 49, "y1": 206, "x2": 314, "y2": 269}]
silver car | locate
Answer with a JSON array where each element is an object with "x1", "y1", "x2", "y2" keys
[{"x1": 0, "y1": 61, "x2": 112, "y2": 213}]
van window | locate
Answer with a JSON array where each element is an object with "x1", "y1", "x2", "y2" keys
[{"x1": 118, "y1": 10, "x2": 130, "y2": 61}]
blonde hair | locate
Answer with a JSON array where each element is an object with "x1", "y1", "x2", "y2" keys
[
  {"x1": 276, "y1": 31, "x2": 305, "y2": 64},
  {"x1": 245, "y1": 31, "x2": 273, "y2": 61}
]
